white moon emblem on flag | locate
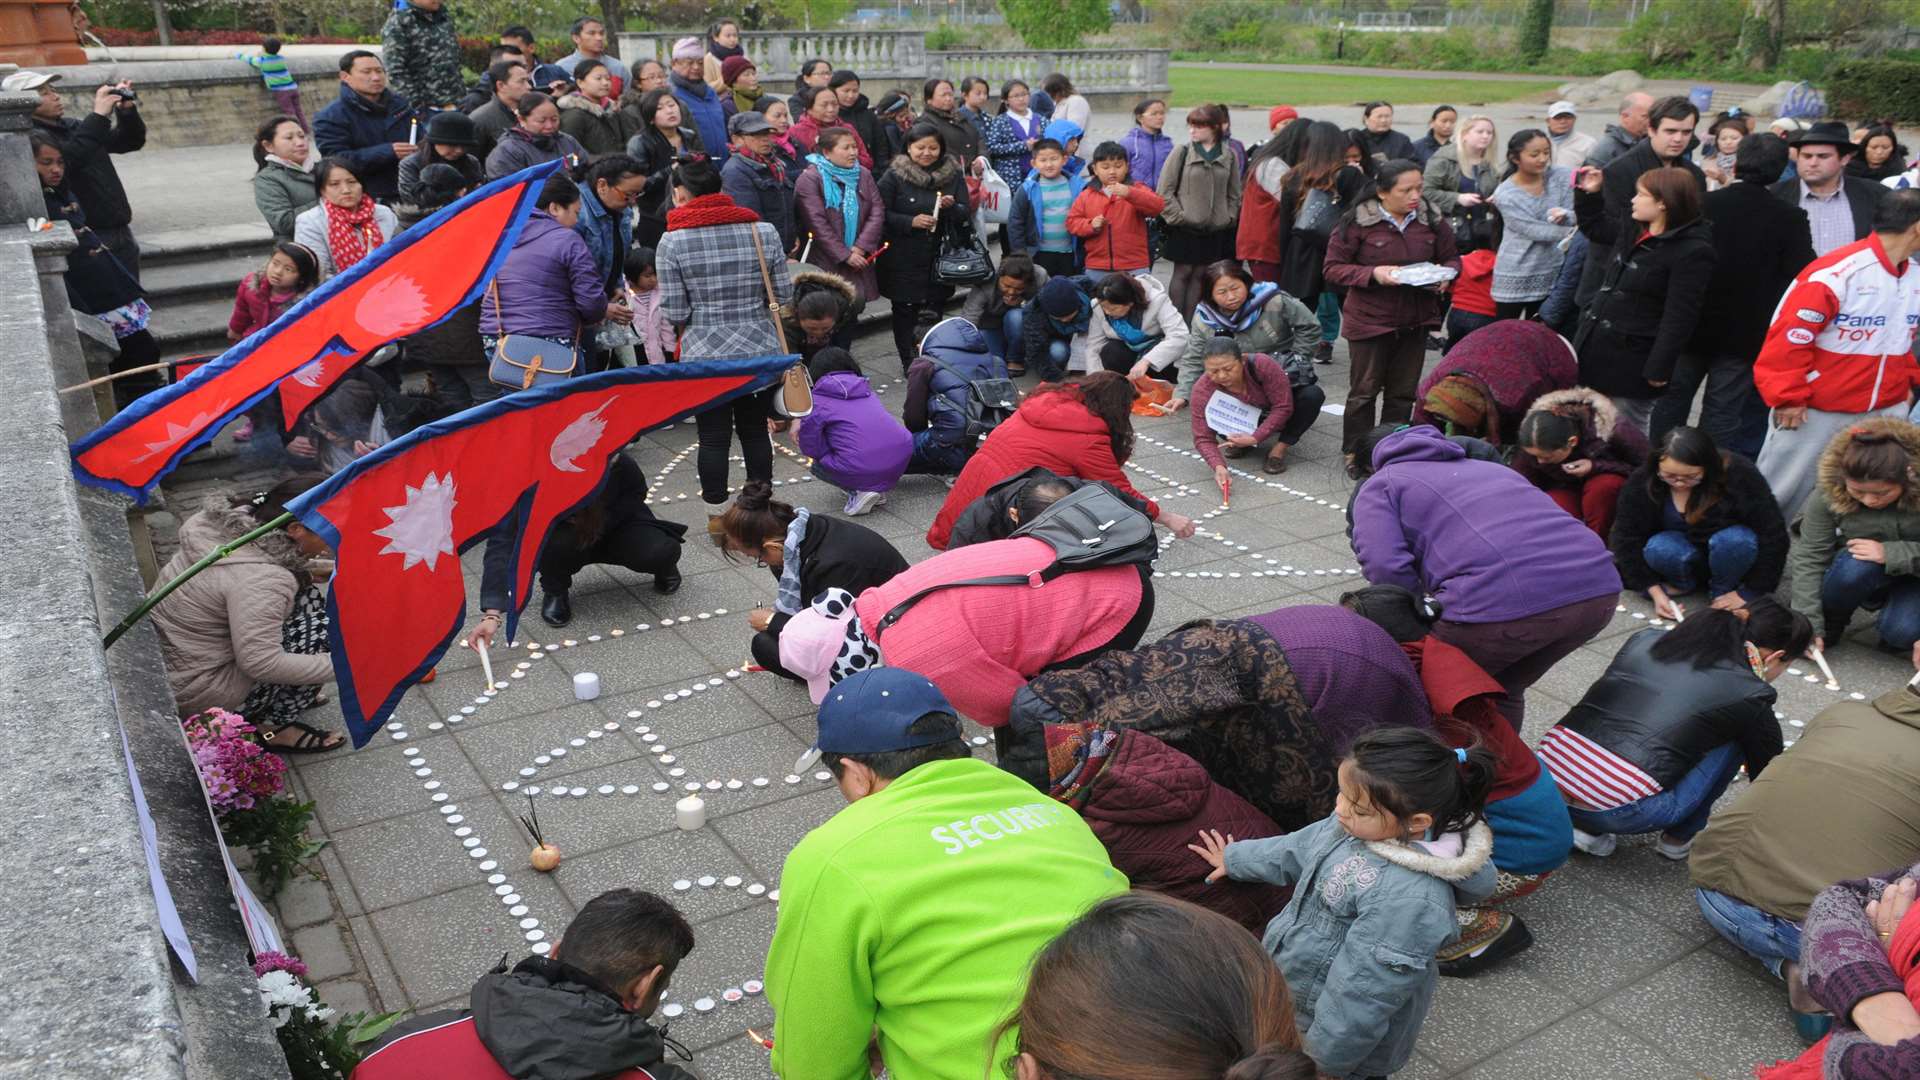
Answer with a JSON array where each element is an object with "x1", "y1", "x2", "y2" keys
[
  {"x1": 551, "y1": 401, "x2": 613, "y2": 473},
  {"x1": 372, "y1": 471, "x2": 458, "y2": 570}
]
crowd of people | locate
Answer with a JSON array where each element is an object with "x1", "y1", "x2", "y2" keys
[{"x1": 35, "y1": 9, "x2": 1920, "y2": 1077}]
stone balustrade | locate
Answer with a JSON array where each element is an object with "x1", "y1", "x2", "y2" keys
[
  {"x1": 616, "y1": 30, "x2": 928, "y2": 83},
  {"x1": 927, "y1": 48, "x2": 1170, "y2": 97}
]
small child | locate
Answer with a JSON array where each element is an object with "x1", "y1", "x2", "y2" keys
[
  {"x1": 1445, "y1": 206, "x2": 1502, "y2": 353},
  {"x1": 624, "y1": 246, "x2": 675, "y2": 365},
  {"x1": 237, "y1": 36, "x2": 305, "y2": 132},
  {"x1": 229, "y1": 241, "x2": 319, "y2": 343},
  {"x1": 1009, "y1": 137, "x2": 1088, "y2": 278},
  {"x1": 792, "y1": 348, "x2": 913, "y2": 516},
  {"x1": 1066, "y1": 141, "x2": 1164, "y2": 279},
  {"x1": 1190, "y1": 727, "x2": 1498, "y2": 1080},
  {"x1": 1513, "y1": 387, "x2": 1649, "y2": 539}
]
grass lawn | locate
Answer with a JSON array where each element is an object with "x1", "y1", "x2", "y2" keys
[{"x1": 1168, "y1": 67, "x2": 1563, "y2": 107}]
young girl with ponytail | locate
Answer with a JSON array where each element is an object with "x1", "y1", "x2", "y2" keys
[
  {"x1": 1002, "y1": 892, "x2": 1319, "y2": 1080},
  {"x1": 1191, "y1": 727, "x2": 1498, "y2": 1079}
]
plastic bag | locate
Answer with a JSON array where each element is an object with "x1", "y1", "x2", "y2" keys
[
  {"x1": 1128, "y1": 374, "x2": 1175, "y2": 416},
  {"x1": 974, "y1": 164, "x2": 1012, "y2": 227}
]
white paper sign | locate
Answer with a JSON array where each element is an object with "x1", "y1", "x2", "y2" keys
[{"x1": 1205, "y1": 390, "x2": 1262, "y2": 438}]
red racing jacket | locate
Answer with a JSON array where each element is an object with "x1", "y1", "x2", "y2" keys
[{"x1": 1752, "y1": 233, "x2": 1920, "y2": 414}]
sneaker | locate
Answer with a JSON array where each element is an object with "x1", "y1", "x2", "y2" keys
[
  {"x1": 1571, "y1": 828, "x2": 1617, "y2": 857},
  {"x1": 1313, "y1": 340, "x2": 1335, "y2": 365},
  {"x1": 844, "y1": 490, "x2": 884, "y2": 516},
  {"x1": 1654, "y1": 833, "x2": 1693, "y2": 861}
]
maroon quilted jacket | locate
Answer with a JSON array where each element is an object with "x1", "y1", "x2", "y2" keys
[{"x1": 1077, "y1": 729, "x2": 1292, "y2": 935}]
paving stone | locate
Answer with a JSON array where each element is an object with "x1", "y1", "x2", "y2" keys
[
  {"x1": 1500, "y1": 879, "x2": 1697, "y2": 1005},
  {"x1": 329, "y1": 799, "x2": 523, "y2": 912},
  {"x1": 289, "y1": 921, "x2": 355, "y2": 983},
  {"x1": 314, "y1": 978, "x2": 375, "y2": 1020},
  {"x1": 1594, "y1": 946, "x2": 1804, "y2": 1076},
  {"x1": 1419, "y1": 961, "x2": 1579, "y2": 1073},
  {"x1": 272, "y1": 873, "x2": 337, "y2": 930},
  {"x1": 349, "y1": 914, "x2": 406, "y2": 1013},
  {"x1": 555, "y1": 829, "x2": 766, "y2": 923},
  {"x1": 1456, "y1": 1008, "x2": 1699, "y2": 1079},
  {"x1": 369, "y1": 876, "x2": 572, "y2": 1009},
  {"x1": 298, "y1": 739, "x2": 490, "y2": 833}
]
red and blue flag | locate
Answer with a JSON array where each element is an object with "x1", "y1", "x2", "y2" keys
[
  {"x1": 285, "y1": 356, "x2": 795, "y2": 746},
  {"x1": 70, "y1": 161, "x2": 562, "y2": 503}
]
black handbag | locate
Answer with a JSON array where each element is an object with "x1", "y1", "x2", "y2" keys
[{"x1": 934, "y1": 210, "x2": 994, "y2": 286}]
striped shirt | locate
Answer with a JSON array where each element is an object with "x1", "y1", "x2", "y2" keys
[
  {"x1": 1035, "y1": 177, "x2": 1074, "y2": 253},
  {"x1": 1536, "y1": 725, "x2": 1664, "y2": 811},
  {"x1": 240, "y1": 51, "x2": 297, "y2": 91},
  {"x1": 1799, "y1": 181, "x2": 1856, "y2": 257}
]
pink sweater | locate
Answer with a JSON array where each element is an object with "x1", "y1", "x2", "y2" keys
[{"x1": 856, "y1": 537, "x2": 1146, "y2": 727}]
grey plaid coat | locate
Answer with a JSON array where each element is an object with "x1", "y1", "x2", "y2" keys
[{"x1": 656, "y1": 218, "x2": 795, "y2": 360}]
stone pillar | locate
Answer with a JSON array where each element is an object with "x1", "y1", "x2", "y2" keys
[{"x1": 0, "y1": 88, "x2": 43, "y2": 223}]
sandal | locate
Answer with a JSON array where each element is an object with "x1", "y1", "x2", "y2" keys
[{"x1": 258, "y1": 719, "x2": 345, "y2": 754}]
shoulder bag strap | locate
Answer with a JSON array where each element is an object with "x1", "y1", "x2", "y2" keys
[
  {"x1": 874, "y1": 573, "x2": 1036, "y2": 635},
  {"x1": 749, "y1": 222, "x2": 789, "y2": 353}
]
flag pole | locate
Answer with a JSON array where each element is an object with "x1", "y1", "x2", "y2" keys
[{"x1": 102, "y1": 512, "x2": 296, "y2": 650}]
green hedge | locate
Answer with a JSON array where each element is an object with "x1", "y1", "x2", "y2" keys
[{"x1": 1826, "y1": 59, "x2": 1920, "y2": 122}]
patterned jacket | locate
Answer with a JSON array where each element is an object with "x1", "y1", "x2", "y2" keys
[
  {"x1": 380, "y1": 2, "x2": 464, "y2": 109},
  {"x1": 655, "y1": 215, "x2": 794, "y2": 360}
]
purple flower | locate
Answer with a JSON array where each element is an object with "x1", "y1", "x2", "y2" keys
[{"x1": 252, "y1": 951, "x2": 309, "y2": 978}]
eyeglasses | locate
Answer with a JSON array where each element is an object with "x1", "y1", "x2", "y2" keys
[{"x1": 1658, "y1": 472, "x2": 1704, "y2": 487}]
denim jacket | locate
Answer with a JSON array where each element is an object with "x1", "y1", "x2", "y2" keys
[
  {"x1": 1224, "y1": 816, "x2": 1496, "y2": 1078},
  {"x1": 571, "y1": 180, "x2": 633, "y2": 295}
]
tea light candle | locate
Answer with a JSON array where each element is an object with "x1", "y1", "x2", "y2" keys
[
  {"x1": 572, "y1": 672, "x2": 601, "y2": 700},
  {"x1": 675, "y1": 795, "x2": 706, "y2": 830}
]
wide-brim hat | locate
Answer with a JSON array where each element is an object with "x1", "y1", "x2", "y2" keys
[{"x1": 1793, "y1": 120, "x2": 1862, "y2": 155}]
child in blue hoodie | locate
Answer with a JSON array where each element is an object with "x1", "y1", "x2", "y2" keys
[
  {"x1": 1008, "y1": 127, "x2": 1088, "y2": 278},
  {"x1": 1191, "y1": 727, "x2": 1499, "y2": 1079}
]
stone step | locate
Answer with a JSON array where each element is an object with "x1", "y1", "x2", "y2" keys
[
  {"x1": 149, "y1": 295, "x2": 237, "y2": 361},
  {"x1": 142, "y1": 250, "x2": 269, "y2": 308},
  {"x1": 139, "y1": 224, "x2": 275, "y2": 270}
]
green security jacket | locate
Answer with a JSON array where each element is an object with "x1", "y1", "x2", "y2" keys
[{"x1": 765, "y1": 757, "x2": 1127, "y2": 1080}]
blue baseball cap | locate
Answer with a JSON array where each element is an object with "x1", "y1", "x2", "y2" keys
[{"x1": 793, "y1": 669, "x2": 960, "y2": 773}]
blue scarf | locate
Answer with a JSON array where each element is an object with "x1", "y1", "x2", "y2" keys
[
  {"x1": 806, "y1": 153, "x2": 863, "y2": 252},
  {"x1": 1197, "y1": 281, "x2": 1279, "y2": 335},
  {"x1": 1107, "y1": 311, "x2": 1156, "y2": 355},
  {"x1": 774, "y1": 508, "x2": 811, "y2": 615}
]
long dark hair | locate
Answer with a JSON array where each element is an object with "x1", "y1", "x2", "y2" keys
[
  {"x1": 997, "y1": 892, "x2": 1313, "y2": 1080},
  {"x1": 1648, "y1": 596, "x2": 1812, "y2": 671},
  {"x1": 1341, "y1": 584, "x2": 1441, "y2": 644},
  {"x1": 1250, "y1": 112, "x2": 1313, "y2": 171},
  {"x1": 1650, "y1": 426, "x2": 1728, "y2": 525},
  {"x1": 1347, "y1": 727, "x2": 1497, "y2": 837},
  {"x1": 1038, "y1": 371, "x2": 1135, "y2": 466},
  {"x1": 1091, "y1": 272, "x2": 1146, "y2": 312},
  {"x1": 1284, "y1": 120, "x2": 1350, "y2": 197},
  {"x1": 1500, "y1": 127, "x2": 1550, "y2": 183}
]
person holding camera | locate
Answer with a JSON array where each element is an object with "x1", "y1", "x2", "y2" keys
[{"x1": 12, "y1": 70, "x2": 146, "y2": 280}]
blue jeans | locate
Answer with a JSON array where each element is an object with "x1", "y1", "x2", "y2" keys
[
  {"x1": 1641, "y1": 525, "x2": 1759, "y2": 597},
  {"x1": 1568, "y1": 742, "x2": 1742, "y2": 842},
  {"x1": 1083, "y1": 266, "x2": 1150, "y2": 284},
  {"x1": 907, "y1": 429, "x2": 971, "y2": 475},
  {"x1": 1315, "y1": 290, "x2": 1341, "y2": 344},
  {"x1": 1821, "y1": 547, "x2": 1920, "y2": 649},
  {"x1": 1696, "y1": 887, "x2": 1803, "y2": 978}
]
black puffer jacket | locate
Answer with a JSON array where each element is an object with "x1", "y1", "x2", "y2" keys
[
  {"x1": 1572, "y1": 187, "x2": 1716, "y2": 398},
  {"x1": 764, "y1": 512, "x2": 909, "y2": 637},
  {"x1": 946, "y1": 466, "x2": 1149, "y2": 550},
  {"x1": 1546, "y1": 627, "x2": 1782, "y2": 790},
  {"x1": 1609, "y1": 451, "x2": 1789, "y2": 594}
]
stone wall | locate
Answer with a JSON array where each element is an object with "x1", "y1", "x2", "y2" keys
[
  {"x1": 42, "y1": 55, "x2": 343, "y2": 147},
  {"x1": 0, "y1": 87, "x2": 288, "y2": 1079}
]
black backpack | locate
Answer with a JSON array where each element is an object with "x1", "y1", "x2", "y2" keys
[
  {"x1": 927, "y1": 353, "x2": 1019, "y2": 446},
  {"x1": 874, "y1": 484, "x2": 1157, "y2": 633}
]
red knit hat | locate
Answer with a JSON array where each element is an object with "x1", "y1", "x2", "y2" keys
[
  {"x1": 721, "y1": 55, "x2": 756, "y2": 86},
  {"x1": 1269, "y1": 105, "x2": 1299, "y2": 131}
]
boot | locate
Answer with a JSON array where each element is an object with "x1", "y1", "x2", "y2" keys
[
  {"x1": 541, "y1": 590, "x2": 573, "y2": 628},
  {"x1": 653, "y1": 569, "x2": 683, "y2": 595}
]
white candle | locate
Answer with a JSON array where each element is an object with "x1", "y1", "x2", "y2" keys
[
  {"x1": 572, "y1": 672, "x2": 600, "y2": 701},
  {"x1": 675, "y1": 795, "x2": 706, "y2": 830}
]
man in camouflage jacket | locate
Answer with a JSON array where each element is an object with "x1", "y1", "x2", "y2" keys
[{"x1": 381, "y1": 0, "x2": 464, "y2": 109}]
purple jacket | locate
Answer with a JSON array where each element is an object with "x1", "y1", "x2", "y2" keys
[
  {"x1": 1121, "y1": 125, "x2": 1174, "y2": 189},
  {"x1": 478, "y1": 211, "x2": 604, "y2": 339},
  {"x1": 1247, "y1": 605, "x2": 1431, "y2": 751},
  {"x1": 1350, "y1": 426, "x2": 1621, "y2": 623},
  {"x1": 795, "y1": 372, "x2": 913, "y2": 493}
]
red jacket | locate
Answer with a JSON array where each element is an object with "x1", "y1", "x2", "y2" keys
[
  {"x1": 353, "y1": 1012, "x2": 678, "y2": 1080},
  {"x1": 1752, "y1": 233, "x2": 1920, "y2": 414},
  {"x1": 1067, "y1": 182, "x2": 1164, "y2": 271},
  {"x1": 1236, "y1": 162, "x2": 1283, "y2": 265},
  {"x1": 927, "y1": 389, "x2": 1161, "y2": 549},
  {"x1": 1402, "y1": 636, "x2": 1539, "y2": 802},
  {"x1": 1075, "y1": 727, "x2": 1291, "y2": 934},
  {"x1": 227, "y1": 272, "x2": 302, "y2": 340}
]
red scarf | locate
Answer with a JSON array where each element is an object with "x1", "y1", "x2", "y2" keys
[
  {"x1": 1758, "y1": 901, "x2": 1920, "y2": 1079},
  {"x1": 665, "y1": 192, "x2": 762, "y2": 231},
  {"x1": 733, "y1": 144, "x2": 787, "y2": 187},
  {"x1": 323, "y1": 198, "x2": 383, "y2": 272}
]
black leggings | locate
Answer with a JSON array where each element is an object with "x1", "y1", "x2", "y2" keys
[
  {"x1": 697, "y1": 387, "x2": 773, "y2": 505},
  {"x1": 1495, "y1": 299, "x2": 1542, "y2": 320},
  {"x1": 539, "y1": 521, "x2": 682, "y2": 595},
  {"x1": 889, "y1": 298, "x2": 949, "y2": 373}
]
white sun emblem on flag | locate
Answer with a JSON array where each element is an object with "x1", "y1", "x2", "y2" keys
[
  {"x1": 550, "y1": 401, "x2": 613, "y2": 473},
  {"x1": 129, "y1": 401, "x2": 234, "y2": 463},
  {"x1": 371, "y1": 471, "x2": 458, "y2": 571}
]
